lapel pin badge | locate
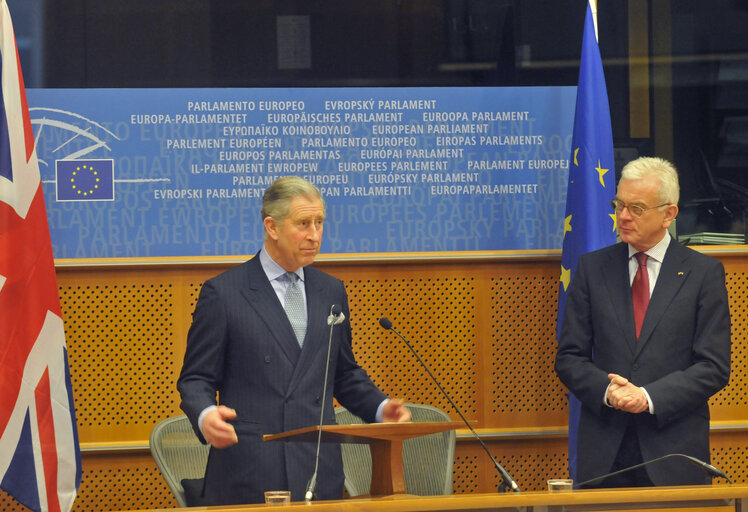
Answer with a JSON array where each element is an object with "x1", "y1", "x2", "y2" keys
[{"x1": 678, "y1": 272, "x2": 684, "y2": 276}]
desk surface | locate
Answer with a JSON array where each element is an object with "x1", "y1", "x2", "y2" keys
[{"x1": 125, "y1": 485, "x2": 748, "y2": 512}]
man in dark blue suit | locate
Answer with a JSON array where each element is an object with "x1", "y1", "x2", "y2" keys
[
  {"x1": 177, "y1": 176, "x2": 411, "y2": 505},
  {"x1": 556, "y1": 157, "x2": 731, "y2": 487}
]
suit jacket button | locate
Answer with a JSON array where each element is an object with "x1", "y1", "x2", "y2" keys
[{"x1": 264, "y1": 355, "x2": 271, "y2": 363}]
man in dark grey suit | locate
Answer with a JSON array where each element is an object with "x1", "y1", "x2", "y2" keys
[
  {"x1": 556, "y1": 156, "x2": 731, "y2": 487},
  {"x1": 177, "y1": 176, "x2": 410, "y2": 505}
]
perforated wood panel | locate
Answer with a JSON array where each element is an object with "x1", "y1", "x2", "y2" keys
[
  {"x1": 453, "y1": 453, "x2": 480, "y2": 494},
  {"x1": 710, "y1": 270, "x2": 748, "y2": 412},
  {"x1": 28, "y1": 251, "x2": 748, "y2": 511},
  {"x1": 58, "y1": 274, "x2": 183, "y2": 442},
  {"x1": 341, "y1": 271, "x2": 478, "y2": 417},
  {"x1": 485, "y1": 438, "x2": 568, "y2": 492},
  {"x1": 187, "y1": 280, "x2": 203, "y2": 312},
  {"x1": 0, "y1": 453, "x2": 175, "y2": 512},
  {"x1": 0, "y1": 489, "x2": 28, "y2": 512},
  {"x1": 453, "y1": 438, "x2": 568, "y2": 493},
  {"x1": 712, "y1": 431, "x2": 748, "y2": 486},
  {"x1": 72, "y1": 453, "x2": 176, "y2": 511},
  {"x1": 489, "y1": 267, "x2": 567, "y2": 425}
]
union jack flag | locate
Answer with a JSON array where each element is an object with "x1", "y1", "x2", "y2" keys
[{"x1": 0, "y1": 1, "x2": 82, "y2": 511}]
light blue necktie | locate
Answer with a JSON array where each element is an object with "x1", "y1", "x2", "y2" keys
[{"x1": 284, "y1": 271, "x2": 306, "y2": 347}]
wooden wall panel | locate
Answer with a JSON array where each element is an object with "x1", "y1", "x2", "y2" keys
[
  {"x1": 488, "y1": 265, "x2": 567, "y2": 427},
  {"x1": 712, "y1": 430, "x2": 748, "y2": 486},
  {"x1": 712, "y1": 268, "x2": 748, "y2": 418},
  {"x1": 334, "y1": 264, "x2": 480, "y2": 419},
  {"x1": 59, "y1": 273, "x2": 184, "y2": 443},
  {"x1": 4, "y1": 250, "x2": 739, "y2": 510},
  {"x1": 453, "y1": 437, "x2": 568, "y2": 494},
  {"x1": 71, "y1": 452, "x2": 176, "y2": 511},
  {"x1": 0, "y1": 452, "x2": 176, "y2": 512}
]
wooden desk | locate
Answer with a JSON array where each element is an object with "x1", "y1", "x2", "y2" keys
[
  {"x1": 264, "y1": 421, "x2": 462, "y2": 496},
  {"x1": 125, "y1": 485, "x2": 748, "y2": 512}
]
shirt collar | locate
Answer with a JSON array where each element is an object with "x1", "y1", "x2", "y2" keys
[
  {"x1": 627, "y1": 231, "x2": 672, "y2": 263},
  {"x1": 260, "y1": 244, "x2": 304, "y2": 283}
]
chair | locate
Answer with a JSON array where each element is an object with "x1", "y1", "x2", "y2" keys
[
  {"x1": 334, "y1": 403, "x2": 455, "y2": 496},
  {"x1": 149, "y1": 415, "x2": 210, "y2": 507}
]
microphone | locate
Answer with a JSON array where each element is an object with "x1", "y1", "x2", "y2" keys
[
  {"x1": 306, "y1": 304, "x2": 344, "y2": 502},
  {"x1": 327, "y1": 305, "x2": 345, "y2": 325},
  {"x1": 574, "y1": 453, "x2": 731, "y2": 488},
  {"x1": 379, "y1": 317, "x2": 520, "y2": 493}
]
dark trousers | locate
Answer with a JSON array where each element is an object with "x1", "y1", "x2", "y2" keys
[{"x1": 591, "y1": 424, "x2": 654, "y2": 488}]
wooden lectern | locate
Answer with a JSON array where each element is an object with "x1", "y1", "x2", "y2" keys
[{"x1": 263, "y1": 421, "x2": 461, "y2": 496}]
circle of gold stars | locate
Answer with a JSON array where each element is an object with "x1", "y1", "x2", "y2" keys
[{"x1": 69, "y1": 164, "x2": 101, "y2": 196}]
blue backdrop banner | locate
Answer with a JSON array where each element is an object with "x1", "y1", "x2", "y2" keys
[{"x1": 27, "y1": 87, "x2": 575, "y2": 258}]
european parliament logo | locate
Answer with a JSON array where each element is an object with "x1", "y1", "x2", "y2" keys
[{"x1": 56, "y1": 159, "x2": 115, "y2": 201}]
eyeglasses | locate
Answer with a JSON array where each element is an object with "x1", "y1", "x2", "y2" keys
[{"x1": 611, "y1": 199, "x2": 670, "y2": 218}]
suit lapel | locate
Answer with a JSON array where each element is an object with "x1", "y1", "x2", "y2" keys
[
  {"x1": 602, "y1": 243, "x2": 638, "y2": 353},
  {"x1": 240, "y1": 256, "x2": 302, "y2": 365},
  {"x1": 635, "y1": 241, "x2": 690, "y2": 355}
]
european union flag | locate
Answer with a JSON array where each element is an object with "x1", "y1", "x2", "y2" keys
[
  {"x1": 56, "y1": 159, "x2": 114, "y2": 201},
  {"x1": 557, "y1": 1, "x2": 617, "y2": 480}
]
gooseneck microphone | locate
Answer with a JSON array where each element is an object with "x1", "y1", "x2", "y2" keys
[
  {"x1": 574, "y1": 453, "x2": 731, "y2": 488},
  {"x1": 379, "y1": 317, "x2": 520, "y2": 493},
  {"x1": 327, "y1": 305, "x2": 346, "y2": 326},
  {"x1": 305, "y1": 304, "x2": 345, "y2": 502}
]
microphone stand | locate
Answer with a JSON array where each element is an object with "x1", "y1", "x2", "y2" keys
[
  {"x1": 379, "y1": 318, "x2": 520, "y2": 493},
  {"x1": 575, "y1": 453, "x2": 732, "y2": 488},
  {"x1": 305, "y1": 305, "x2": 344, "y2": 502}
]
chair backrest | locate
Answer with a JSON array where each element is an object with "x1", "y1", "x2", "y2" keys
[
  {"x1": 149, "y1": 414, "x2": 210, "y2": 507},
  {"x1": 334, "y1": 403, "x2": 455, "y2": 496}
]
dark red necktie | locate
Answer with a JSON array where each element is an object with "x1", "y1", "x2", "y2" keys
[{"x1": 632, "y1": 252, "x2": 649, "y2": 339}]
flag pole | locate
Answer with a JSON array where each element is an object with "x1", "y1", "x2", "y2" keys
[
  {"x1": 591, "y1": 0, "x2": 599, "y2": 42},
  {"x1": 589, "y1": 0, "x2": 600, "y2": 43}
]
